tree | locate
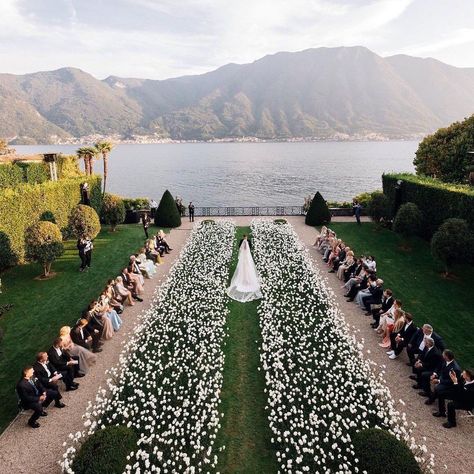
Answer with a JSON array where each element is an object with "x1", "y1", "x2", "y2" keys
[
  {"x1": 392, "y1": 202, "x2": 423, "y2": 238},
  {"x1": 0, "y1": 139, "x2": 15, "y2": 155},
  {"x1": 431, "y1": 218, "x2": 474, "y2": 276},
  {"x1": 24, "y1": 221, "x2": 64, "y2": 277},
  {"x1": 367, "y1": 191, "x2": 390, "y2": 223},
  {"x1": 68, "y1": 204, "x2": 101, "y2": 239},
  {"x1": 155, "y1": 190, "x2": 182, "y2": 228},
  {"x1": 95, "y1": 141, "x2": 114, "y2": 195},
  {"x1": 101, "y1": 193, "x2": 125, "y2": 231},
  {"x1": 76, "y1": 146, "x2": 98, "y2": 175},
  {"x1": 305, "y1": 192, "x2": 331, "y2": 226}
]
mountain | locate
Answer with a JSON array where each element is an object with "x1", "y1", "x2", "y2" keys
[{"x1": 1, "y1": 46, "x2": 474, "y2": 143}]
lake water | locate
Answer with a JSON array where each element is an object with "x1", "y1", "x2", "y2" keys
[{"x1": 15, "y1": 141, "x2": 417, "y2": 206}]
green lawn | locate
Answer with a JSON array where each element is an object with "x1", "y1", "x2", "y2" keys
[
  {"x1": 0, "y1": 224, "x2": 149, "y2": 432},
  {"x1": 328, "y1": 222, "x2": 474, "y2": 368},
  {"x1": 216, "y1": 227, "x2": 278, "y2": 474}
]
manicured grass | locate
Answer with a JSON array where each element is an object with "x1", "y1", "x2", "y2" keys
[
  {"x1": 328, "y1": 222, "x2": 474, "y2": 368},
  {"x1": 0, "y1": 224, "x2": 152, "y2": 433},
  {"x1": 216, "y1": 227, "x2": 278, "y2": 473}
]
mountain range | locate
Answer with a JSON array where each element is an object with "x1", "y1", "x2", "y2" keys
[{"x1": 1, "y1": 46, "x2": 474, "y2": 144}]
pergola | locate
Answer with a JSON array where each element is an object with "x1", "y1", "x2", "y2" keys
[{"x1": 0, "y1": 153, "x2": 59, "y2": 181}]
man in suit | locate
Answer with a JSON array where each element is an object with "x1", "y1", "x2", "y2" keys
[
  {"x1": 407, "y1": 324, "x2": 445, "y2": 366},
  {"x1": 33, "y1": 351, "x2": 77, "y2": 392},
  {"x1": 410, "y1": 337, "x2": 443, "y2": 390},
  {"x1": 71, "y1": 319, "x2": 102, "y2": 353},
  {"x1": 361, "y1": 278, "x2": 384, "y2": 313},
  {"x1": 47, "y1": 338, "x2": 83, "y2": 383},
  {"x1": 387, "y1": 312, "x2": 417, "y2": 359},
  {"x1": 440, "y1": 368, "x2": 474, "y2": 428},
  {"x1": 16, "y1": 366, "x2": 65, "y2": 428},
  {"x1": 369, "y1": 289, "x2": 393, "y2": 325},
  {"x1": 188, "y1": 202, "x2": 195, "y2": 222}
]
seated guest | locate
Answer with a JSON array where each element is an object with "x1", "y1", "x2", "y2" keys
[
  {"x1": 387, "y1": 312, "x2": 417, "y2": 359},
  {"x1": 60, "y1": 326, "x2": 97, "y2": 374},
  {"x1": 87, "y1": 301, "x2": 114, "y2": 340},
  {"x1": 410, "y1": 337, "x2": 443, "y2": 391},
  {"x1": 33, "y1": 351, "x2": 77, "y2": 392},
  {"x1": 114, "y1": 276, "x2": 135, "y2": 306},
  {"x1": 354, "y1": 275, "x2": 378, "y2": 307},
  {"x1": 407, "y1": 324, "x2": 445, "y2": 367},
  {"x1": 329, "y1": 245, "x2": 349, "y2": 273},
  {"x1": 129, "y1": 256, "x2": 145, "y2": 286},
  {"x1": 145, "y1": 238, "x2": 163, "y2": 264},
  {"x1": 379, "y1": 307, "x2": 405, "y2": 348},
  {"x1": 370, "y1": 289, "x2": 393, "y2": 325},
  {"x1": 153, "y1": 232, "x2": 167, "y2": 256},
  {"x1": 439, "y1": 369, "x2": 474, "y2": 428},
  {"x1": 345, "y1": 266, "x2": 371, "y2": 301},
  {"x1": 137, "y1": 248, "x2": 157, "y2": 278},
  {"x1": 341, "y1": 258, "x2": 363, "y2": 286},
  {"x1": 363, "y1": 255, "x2": 377, "y2": 272},
  {"x1": 105, "y1": 281, "x2": 124, "y2": 313},
  {"x1": 121, "y1": 268, "x2": 144, "y2": 301},
  {"x1": 422, "y1": 350, "x2": 462, "y2": 405},
  {"x1": 158, "y1": 229, "x2": 172, "y2": 252},
  {"x1": 376, "y1": 299, "x2": 402, "y2": 334},
  {"x1": 313, "y1": 226, "x2": 328, "y2": 247},
  {"x1": 16, "y1": 366, "x2": 65, "y2": 428},
  {"x1": 341, "y1": 254, "x2": 358, "y2": 282},
  {"x1": 71, "y1": 319, "x2": 102, "y2": 353},
  {"x1": 98, "y1": 293, "x2": 122, "y2": 331},
  {"x1": 47, "y1": 337, "x2": 82, "y2": 381},
  {"x1": 361, "y1": 278, "x2": 384, "y2": 312}
]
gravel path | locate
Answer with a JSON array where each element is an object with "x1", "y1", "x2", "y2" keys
[{"x1": 0, "y1": 224, "x2": 192, "y2": 474}]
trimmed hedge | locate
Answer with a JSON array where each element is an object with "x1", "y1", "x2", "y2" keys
[
  {"x1": 0, "y1": 175, "x2": 101, "y2": 267},
  {"x1": 305, "y1": 192, "x2": 331, "y2": 226},
  {"x1": 155, "y1": 189, "x2": 181, "y2": 228},
  {"x1": 383, "y1": 173, "x2": 474, "y2": 237},
  {"x1": 71, "y1": 425, "x2": 138, "y2": 474},
  {"x1": 353, "y1": 428, "x2": 420, "y2": 474}
]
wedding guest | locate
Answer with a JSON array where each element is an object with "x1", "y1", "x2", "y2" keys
[
  {"x1": 59, "y1": 326, "x2": 97, "y2": 374},
  {"x1": 188, "y1": 201, "x2": 195, "y2": 222},
  {"x1": 77, "y1": 236, "x2": 93, "y2": 272},
  {"x1": 121, "y1": 267, "x2": 144, "y2": 300},
  {"x1": 369, "y1": 289, "x2": 393, "y2": 325},
  {"x1": 33, "y1": 351, "x2": 76, "y2": 392},
  {"x1": 387, "y1": 312, "x2": 417, "y2": 359},
  {"x1": 114, "y1": 276, "x2": 135, "y2": 306},
  {"x1": 158, "y1": 229, "x2": 172, "y2": 251},
  {"x1": 71, "y1": 319, "x2": 102, "y2": 353},
  {"x1": 439, "y1": 369, "x2": 474, "y2": 428},
  {"x1": 141, "y1": 213, "x2": 150, "y2": 239},
  {"x1": 361, "y1": 278, "x2": 384, "y2": 312},
  {"x1": 145, "y1": 238, "x2": 162, "y2": 264},
  {"x1": 105, "y1": 280, "x2": 124, "y2": 313},
  {"x1": 149, "y1": 198, "x2": 158, "y2": 218},
  {"x1": 137, "y1": 248, "x2": 156, "y2": 278},
  {"x1": 129, "y1": 256, "x2": 145, "y2": 285},
  {"x1": 98, "y1": 293, "x2": 122, "y2": 331},
  {"x1": 407, "y1": 324, "x2": 445, "y2": 366},
  {"x1": 87, "y1": 301, "x2": 114, "y2": 340},
  {"x1": 47, "y1": 338, "x2": 82, "y2": 383},
  {"x1": 410, "y1": 337, "x2": 443, "y2": 391},
  {"x1": 353, "y1": 200, "x2": 362, "y2": 225},
  {"x1": 378, "y1": 307, "x2": 404, "y2": 348},
  {"x1": 16, "y1": 366, "x2": 65, "y2": 428}
]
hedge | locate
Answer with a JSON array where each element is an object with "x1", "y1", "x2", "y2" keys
[
  {"x1": 383, "y1": 173, "x2": 474, "y2": 237},
  {"x1": 0, "y1": 175, "x2": 101, "y2": 268}
]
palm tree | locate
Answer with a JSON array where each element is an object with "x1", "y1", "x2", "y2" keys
[
  {"x1": 95, "y1": 141, "x2": 114, "y2": 194},
  {"x1": 76, "y1": 147, "x2": 90, "y2": 175}
]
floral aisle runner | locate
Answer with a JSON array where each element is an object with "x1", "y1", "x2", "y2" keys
[
  {"x1": 61, "y1": 221, "x2": 235, "y2": 473},
  {"x1": 251, "y1": 220, "x2": 434, "y2": 473}
]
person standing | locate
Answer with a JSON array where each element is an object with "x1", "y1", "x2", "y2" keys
[
  {"x1": 188, "y1": 202, "x2": 195, "y2": 222},
  {"x1": 142, "y1": 213, "x2": 150, "y2": 239},
  {"x1": 80, "y1": 182, "x2": 90, "y2": 206},
  {"x1": 353, "y1": 200, "x2": 362, "y2": 225},
  {"x1": 149, "y1": 199, "x2": 158, "y2": 218},
  {"x1": 78, "y1": 236, "x2": 93, "y2": 272}
]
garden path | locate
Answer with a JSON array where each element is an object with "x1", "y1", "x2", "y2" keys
[{"x1": 0, "y1": 224, "x2": 192, "y2": 474}]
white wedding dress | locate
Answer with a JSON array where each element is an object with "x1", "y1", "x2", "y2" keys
[{"x1": 227, "y1": 239, "x2": 262, "y2": 302}]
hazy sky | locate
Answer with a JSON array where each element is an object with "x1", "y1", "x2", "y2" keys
[{"x1": 1, "y1": 0, "x2": 474, "y2": 79}]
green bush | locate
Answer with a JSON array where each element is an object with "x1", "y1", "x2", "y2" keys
[
  {"x1": 39, "y1": 210, "x2": 56, "y2": 224},
  {"x1": 393, "y1": 202, "x2": 423, "y2": 237},
  {"x1": 155, "y1": 189, "x2": 181, "y2": 228},
  {"x1": 23, "y1": 162, "x2": 49, "y2": 184},
  {"x1": 353, "y1": 428, "x2": 420, "y2": 474},
  {"x1": 383, "y1": 173, "x2": 474, "y2": 237},
  {"x1": 367, "y1": 191, "x2": 390, "y2": 223},
  {"x1": 71, "y1": 425, "x2": 138, "y2": 474},
  {"x1": 0, "y1": 175, "x2": 101, "y2": 264},
  {"x1": 0, "y1": 163, "x2": 23, "y2": 189},
  {"x1": 56, "y1": 154, "x2": 82, "y2": 179},
  {"x1": 24, "y1": 221, "x2": 64, "y2": 277},
  {"x1": 101, "y1": 194, "x2": 126, "y2": 231},
  {"x1": 431, "y1": 218, "x2": 474, "y2": 274},
  {"x1": 123, "y1": 197, "x2": 150, "y2": 211},
  {"x1": 0, "y1": 231, "x2": 17, "y2": 270},
  {"x1": 305, "y1": 192, "x2": 331, "y2": 226},
  {"x1": 69, "y1": 204, "x2": 101, "y2": 239}
]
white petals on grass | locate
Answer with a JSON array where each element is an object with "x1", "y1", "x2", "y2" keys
[
  {"x1": 61, "y1": 221, "x2": 235, "y2": 473},
  {"x1": 252, "y1": 220, "x2": 434, "y2": 474}
]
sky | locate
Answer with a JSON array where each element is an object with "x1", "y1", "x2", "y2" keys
[{"x1": 1, "y1": 0, "x2": 474, "y2": 80}]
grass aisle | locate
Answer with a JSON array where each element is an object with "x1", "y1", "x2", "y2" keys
[{"x1": 216, "y1": 226, "x2": 278, "y2": 474}]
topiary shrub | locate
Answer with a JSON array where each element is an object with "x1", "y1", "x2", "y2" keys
[
  {"x1": 0, "y1": 231, "x2": 17, "y2": 270},
  {"x1": 68, "y1": 204, "x2": 101, "y2": 239},
  {"x1": 40, "y1": 210, "x2": 56, "y2": 224},
  {"x1": 305, "y1": 192, "x2": 331, "y2": 226},
  {"x1": 392, "y1": 202, "x2": 423, "y2": 238},
  {"x1": 155, "y1": 189, "x2": 182, "y2": 228},
  {"x1": 101, "y1": 194, "x2": 125, "y2": 231},
  {"x1": 353, "y1": 428, "x2": 420, "y2": 474},
  {"x1": 0, "y1": 163, "x2": 23, "y2": 189},
  {"x1": 367, "y1": 191, "x2": 390, "y2": 223},
  {"x1": 24, "y1": 221, "x2": 64, "y2": 277},
  {"x1": 71, "y1": 425, "x2": 138, "y2": 474},
  {"x1": 431, "y1": 218, "x2": 474, "y2": 275}
]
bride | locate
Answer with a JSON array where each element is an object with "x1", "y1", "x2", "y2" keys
[{"x1": 227, "y1": 234, "x2": 262, "y2": 302}]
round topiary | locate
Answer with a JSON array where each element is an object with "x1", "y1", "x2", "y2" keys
[
  {"x1": 392, "y1": 202, "x2": 423, "y2": 237},
  {"x1": 367, "y1": 191, "x2": 390, "y2": 223},
  {"x1": 353, "y1": 428, "x2": 420, "y2": 474},
  {"x1": 101, "y1": 193, "x2": 126, "y2": 231},
  {"x1": 24, "y1": 221, "x2": 64, "y2": 277},
  {"x1": 69, "y1": 204, "x2": 101, "y2": 239},
  {"x1": 154, "y1": 190, "x2": 182, "y2": 228},
  {"x1": 71, "y1": 425, "x2": 138, "y2": 474},
  {"x1": 305, "y1": 192, "x2": 331, "y2": 226}
]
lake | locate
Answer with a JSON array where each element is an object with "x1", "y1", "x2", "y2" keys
[{"x1": 15, "y1": 141, "x2": 417, "y2": 206}]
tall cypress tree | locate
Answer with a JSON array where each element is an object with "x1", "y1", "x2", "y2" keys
[
  {"x1": 155, "y1": 190, "x2": 182, "y2": 228},
  {"x1": 305, "y1": 192, "x2": 331, "y2": 226}
]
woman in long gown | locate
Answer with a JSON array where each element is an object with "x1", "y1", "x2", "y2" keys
[
  {"x1": 114, "y1": 276, "x2": 135, "y2": 306},
  {"x1": 88, "y1": 300, "x2": 114, "y2": 341},
  {"x1": 59, "y1": 326, "x2": 97, "y2": 375},
  {"x1": 137, "y1": 248, "x2": 156, "y2": 278},
  {"x1": 227, "y1": 235, "x2": 262, "y2": 302},
  {"x1": 98, "y1": 292, "x2": 122, "y2": 331}
]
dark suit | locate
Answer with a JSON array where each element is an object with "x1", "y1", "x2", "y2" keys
[
  {"x1": 414, "y1": 347, "x2": 443, "y2": 389},
  {"x1": 426, "y1": 360, "x2": 462, "y2": 403},
  {"x1": 446, "y1": 382, "x2": 474, "y2": 424},
  {"x1": 47, "y1": 346, "x2": 79, "y2": 379},
  {"x1": 371, "y1": 296, "x2": 393, "y2": 324},
  {"x1": 33, "y1": 361, "x2": 70, "y2": 391},
  {"x1": 362, "y1": 285, "x2": 383, "y2": 312},
  {"x1": 72, "y1": 324, "x2": 100, "y2": 352},
  {"x1": 407, "y1": 330, "x2": 445, "y2": 365},
  {"x1": 390, "y1": 321, "x2": 417, "y2": 355}
]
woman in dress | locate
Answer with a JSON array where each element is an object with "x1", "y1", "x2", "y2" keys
[
  {"x1": 145, "y1": 238, "x2": 163, "y2": 265},
  {"x1": 114, "y1": 276, "x2": 135, "y2": 306},
  {"x1": 137, "y1": 248, "x2": 156, "y2": 278},
  {"x1": 59, "y1": 326, "x2": 97, "y2": 375},
  {"x1": 336, "y1": 251, "x2": 355, "y2": 280},
  {"x1": 88, "y1": 300, "x2": 114, "y2": 340},
  {"x1": 378, "y1": 307, "x2": 404, "y2": 348},
  {"x1": 105, "y1": 280, "x2": 124, "y2": 313},
  {"x1": 98, "y1": 292, "x2": 122, "y2": 331}
]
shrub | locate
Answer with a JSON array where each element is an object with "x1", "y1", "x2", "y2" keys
[
  {"x1": 353, "y1": 428, "x2": 420, "y2": 473},
  {"x1": 71, "y1": 425, "x2": 138, "y2": 474},
  {"x1": 24, "y1": 221, "x2": 64, "y2": 277},
  {"x1": 23, "y1": 162, "x2": 49, "y2": 184},
  {"x1": 39, "y1": 210, "x2": 56, "y2": 224},
  {"x1": 0, "y1": 163, "x2": 23, "y2": 189},
  {"x1": 392, "y1": 202, "x2": 423, "y2": 238},
  {"x1": 0, "y1": 231, "x2": 17, "y2": 270},
  {"x1": 101, "y1": 194, "x2": 125, "y2": 231},
  {"x1": 123, "y1": 197, "x2": 150, "y2": 211},
  {"x1": 155, "y1": 189, "x2": 181, "y2": 228},
  {"x1": 305, "y1": 192, "x2": 331, "y2": 226},
  {"x1": 431, "y1": 218, "x2": 474, "y2": 275},
  {"x1": 69, "y1": 204, "x2": 101, "y2": 239},
  {"x1": 367, "y1": 191, "x2": 390, "y2": 223},
  {"x1": 56, "y1": 154, "x2": 82, "y2": 179},
  {"x1": 353, "y1": 191, "x2": 377, "y2": 208}
]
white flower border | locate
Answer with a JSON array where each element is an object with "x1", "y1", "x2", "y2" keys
[
  {"x1": 61, "y1": 220, "x2": 235, "y2": 473},
  {"x1": 252, "y1": 220, "x2": 434, "y2": 473}
]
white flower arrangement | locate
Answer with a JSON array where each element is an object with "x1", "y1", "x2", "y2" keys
[
  {"x1": 60, "y1": 220, "x2": 235, "y2": 473},
  {"x1": 251, "y1": 220, "x2": 435, "y2": 473}
]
